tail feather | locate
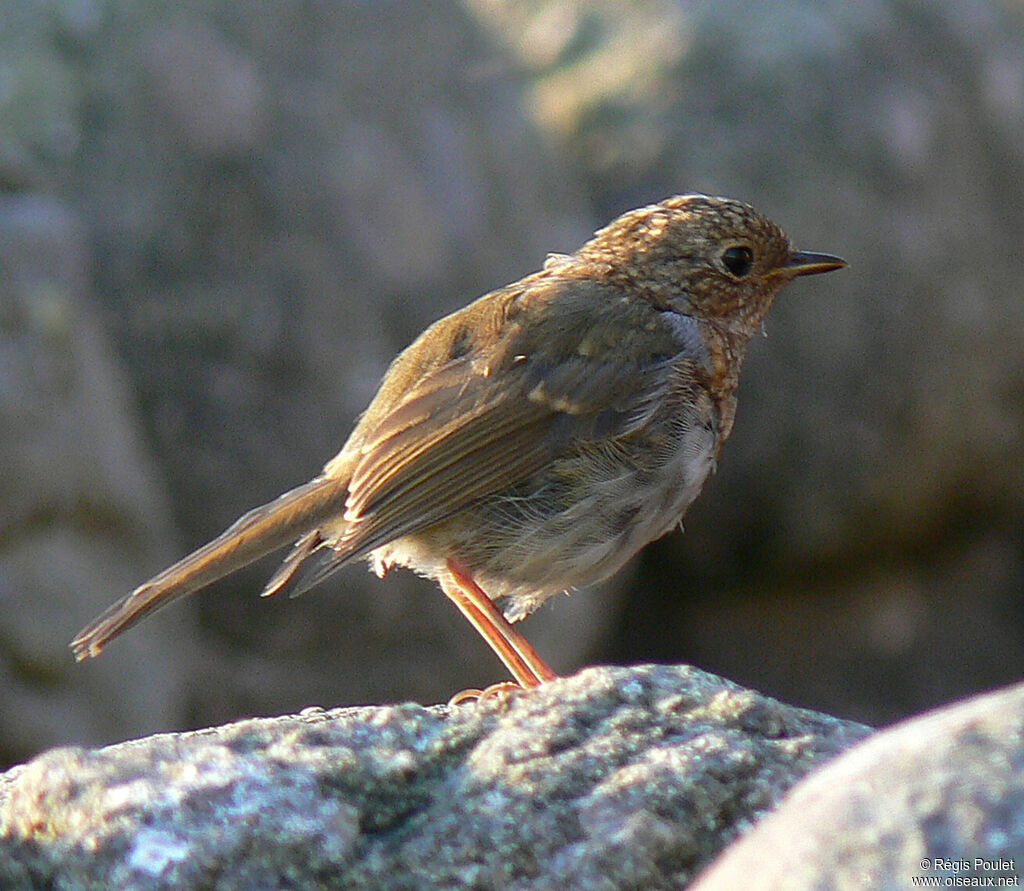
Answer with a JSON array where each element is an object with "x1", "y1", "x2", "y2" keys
[
  {"x1": 71, "y1": 476, "x2": 348, "y2": 660},
  {"x1": 283, "y1": 547, "x2": 351, "y2": 600},
  {"x1": 259, "y1": 530, "x2": 324, "y2": 598}
]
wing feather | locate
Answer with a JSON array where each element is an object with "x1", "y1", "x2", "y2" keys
[{"x1": 301, "y1": 276, "x2": 700, "y2": 575}]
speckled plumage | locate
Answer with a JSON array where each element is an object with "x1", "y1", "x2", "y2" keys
[{"x1": 71, "y1": 195, "x2": 846, "y2": 687}]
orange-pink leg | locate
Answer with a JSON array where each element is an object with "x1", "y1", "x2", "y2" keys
[{"x1": 441, "y1": 558, "x2": 558, "y2": 688}]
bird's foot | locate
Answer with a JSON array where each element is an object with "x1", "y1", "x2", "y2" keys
[{"x1": 447, "y1": 681, "x2": 522, "y2": 706}]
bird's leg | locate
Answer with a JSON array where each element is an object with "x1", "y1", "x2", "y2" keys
[{"x1": 441, "y1": 558, "x2": 558, "y2": 689}]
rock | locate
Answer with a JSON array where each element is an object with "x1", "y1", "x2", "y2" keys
[
  {"x1": 0, "y1": 665, "x2": 869, "y2": 890},
  {"x1": 692, "y1": 680, "x2": 1024, "y2": 890}
]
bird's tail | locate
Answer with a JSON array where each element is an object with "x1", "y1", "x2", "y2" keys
[{"x1": 71, "y1": 476, "x2": 348, "y2": 660}]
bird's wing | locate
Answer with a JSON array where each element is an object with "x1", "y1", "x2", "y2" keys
[{"x1": 331, "y1": 276, "x2": 694, "y2": 561}]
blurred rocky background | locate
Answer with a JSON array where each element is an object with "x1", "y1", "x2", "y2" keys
[{"x1": 1, "y1": 0, "x2": 1021, "y2": 768}]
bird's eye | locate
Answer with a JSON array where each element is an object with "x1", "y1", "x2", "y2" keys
[{"x1": 722, "y1": 245, "x2": 754, "y2": 278}]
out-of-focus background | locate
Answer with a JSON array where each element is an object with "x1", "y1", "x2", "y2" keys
[{"x1": 2, "y1": 0, "x2": 1023, "y2": 769}]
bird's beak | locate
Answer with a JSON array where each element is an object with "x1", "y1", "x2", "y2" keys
[{"x1": 786, "y1": 251, "x2": 848, "y2": 277}]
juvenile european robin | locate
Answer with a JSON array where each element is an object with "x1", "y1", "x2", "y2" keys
[{"x1": 71, "y1": 195, "x2": 845, "y2": 687}]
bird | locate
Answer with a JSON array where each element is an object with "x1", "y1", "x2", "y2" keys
[{"x1": 71, "y1": 194, "x2": 846, "y2": 689}]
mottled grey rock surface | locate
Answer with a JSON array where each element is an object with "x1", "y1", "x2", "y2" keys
[
  {"x1": 692, "y1": 680, "x2": 1024, "y2": 890},
  {"x1": 0, "y1": 665, "x2": 869, "y2": 890}
]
